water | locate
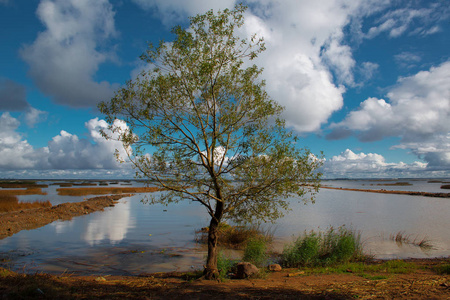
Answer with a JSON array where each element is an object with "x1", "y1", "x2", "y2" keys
[{"x1": 1, "y1": 179, "x2": 449, "y2": 275}]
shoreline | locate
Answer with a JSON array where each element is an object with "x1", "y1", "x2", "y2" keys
[
  {"x1": 0, "y1": 194, "x2": 132, "y2": 240},
  {"x1": 321, "y1": 186, "x2": 450, "y2": 198},
  {"x1": 1, "y1": 258, "x2": 449, "y2": 299}
]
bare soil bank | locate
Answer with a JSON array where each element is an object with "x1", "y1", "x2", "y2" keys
[
  {"x1": 0, "y1": 259, "x2": 449, "y2": 299},
  {"x1": 321, "y1": 186, "x2": 450, "y2": 198},
  {"x1": 0, "y1": 194, "x2": 132, "y2": 240}
]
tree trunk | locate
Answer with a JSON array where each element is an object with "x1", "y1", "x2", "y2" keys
[
  {"x1": 203, "y1": 217, "x2": 220, "y2": 279},
  {"x1": 203, "y1": 199, "x2": 224, "y2": 280}
]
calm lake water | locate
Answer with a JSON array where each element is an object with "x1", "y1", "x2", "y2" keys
[{"x1": 1, "y1": 179, "x2": 449, "y2": 275}]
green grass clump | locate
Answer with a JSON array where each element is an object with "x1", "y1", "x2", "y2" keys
[
  {"x1": 434, "y1": 264, "x2": 450, "y2": 275},
  {"x1": 243, "y1": 237, "x2": 268, "y2": 267},
  {"x1": 281, "y1": 226, "x2": 364, "y2": 267},
  {"x1": 292, "y1": 260, "x2": 416, "y2": 279},
  {"x1": 216, "y1": 251, "x2": 238, "y2": 280}
]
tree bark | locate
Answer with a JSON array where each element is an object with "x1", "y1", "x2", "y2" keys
[
  {"x1": 203, "y1": 217, "x2": 220, "y2": 279},
  {"x1": 203, "y1": 200, "x2": 224, "y2": 280}
]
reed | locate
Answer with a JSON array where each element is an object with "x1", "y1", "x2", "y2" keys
[
  {"x1": 389, "y1": 231, "x2": 433, "y2": 250},
  {"x1": 56, "y1": 186, "x2": 160, "y2": 196},
  {"x1": 281, "y1": 226, "x2": 365, "y2": 267},
  {"x1": 0, "y1": 180, "x2": 48, "y2": 189},
  {"x1": 0, "y1": 188, "x2": 47, "y2": 196},
  {"x1": 0, "y1": 195, "x2": 51, "y2": 212}
]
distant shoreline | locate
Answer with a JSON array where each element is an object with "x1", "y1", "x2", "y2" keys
[{"x1": 320, "y1": 186, "x2": 450, "y2": 198}]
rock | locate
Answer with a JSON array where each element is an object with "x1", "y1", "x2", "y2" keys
[
  {"x1": 268, "y1": 264, "x2": 282, "y2": 272},
  {"x1": 95, "y1": 276, "x2": 107, "y2": 282},
  {"x1": 236, "y1": 262, "x2": 259, "y2": 279}
]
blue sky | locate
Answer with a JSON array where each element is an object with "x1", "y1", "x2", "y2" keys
[{"x1": 0, "y1": 0, "x2": 449, "y2": 179}]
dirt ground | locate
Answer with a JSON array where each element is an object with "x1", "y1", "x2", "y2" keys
[
  {"x1": 0, "y1": 195, "x2": 449, "y2": 299},
  {"x1": 0, "y1": 259, "x2": 449, "y2": 299}
]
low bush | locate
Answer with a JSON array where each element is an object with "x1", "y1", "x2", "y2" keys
[
  {"x1": 281, "y1": 226, "x2": 364, "y2": 267},
  {"x1": 195, "y1": 223, "x2": 273, "y2": 250},
  {"x1": 243, "y1": 237, "x2": 268, "y2": 267}
]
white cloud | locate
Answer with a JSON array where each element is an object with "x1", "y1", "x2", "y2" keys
[
  {"x1": 365, "y1": 4, "x2": 447, "y2": 39},
  {"x1": 24, "y1": 107, "x2": 48, "y2": 128},
  {"x1": 47, "y1": 118, "x2": 129, "y2": 169},
  {"x1": 328, "y1": 61, "x2": 450, "y2": 168},
  {"x1": 394, "y1": 51, "x2": 422, "y2": 69},
  {"x1": 0, "y1": 113, "x2": 130, "y2": 171},
  {"x1": 131, "y1": 0, "x2": 363, "y2": 132},
  {"x1": 20, "y1": 0, "x2": 119, "y2": 107},
  {"x1": 0, "y1": 113, "x2": 42, "y2": 169},
  {"x1": 322, "y1": 149, "x2": 430, "y2": 178}
]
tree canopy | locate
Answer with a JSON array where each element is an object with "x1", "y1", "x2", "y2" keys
[{"x1": 99, "y1": 4, "x2": 322, "y2": 279}]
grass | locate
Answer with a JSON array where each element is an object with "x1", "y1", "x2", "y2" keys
[
  {"x1": 243, "y1": 237, "x2": 268, "y2": 267},
  {"x1": 281, "y1": 226, "x2": 365, "y2": 268},
  {"x1": 0, "y1": 195, "x2": 52, "y2": 212},
  {"x1": 389, "y1": 231, "x2": 434, "y2": 250},
  {"x1": 441, "y1": 184, "x2": 450, "y2": 189},
  {"x1": 195, "y1": 223, "x2": 273, "y2": 250},
  {"x1": 0, "y1": 188, "x2": 47, "y2": 196},
  {"x1": 56, "y1": 186, "x2": 160, "y2": 196},
  {"x1": 433, "y1": 264, "x2": 450, "y2": 275},
  {"x1": 291, "y1": 260, "x2": 417, "y2": 279},
  {"x1": 217, "y1": 251, "x2": 239, "y2": 279}
]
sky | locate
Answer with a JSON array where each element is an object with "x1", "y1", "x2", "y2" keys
[{"x1": 0, "y1": 0, "x2": 449, "y2": 179}]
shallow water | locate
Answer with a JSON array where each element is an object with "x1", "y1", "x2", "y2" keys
[{"x1": 1, "y1": 179, "x2": 449, "y2": 275}]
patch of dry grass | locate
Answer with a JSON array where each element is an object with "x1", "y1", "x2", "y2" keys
[
  {"x1": 0, "y1": 195, "x2": 51, "y2": 212},
  {"x1": 0, "y1": 188, "x2": 47, "y2": 196},
  {"x1": 56, "y1": 186, "x2": 160, "y2": 196},
  {"x1": 195, "y1": 223, "x2": 273, "y2": 249}
]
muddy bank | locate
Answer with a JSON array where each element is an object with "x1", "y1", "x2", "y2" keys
[
  {"x1": 321, "y1": 186, "x2": 450, "y2": 198},
  {"x1": 0, "y1": 194, "x2": 132, "y2": 240}
]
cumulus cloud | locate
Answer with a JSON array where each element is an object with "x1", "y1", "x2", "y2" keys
[
  {"x1": 328, "y1": 61, "x2": 450, "y2": 167},
  {"x1": 0, "y1": 113, "x2": 45, "y2": 169},
  {"x1": 322, "y1": 149, "x2": 430, "y2": 178},
  {"x1": 47, "y1": 118, "x2": 128, "y2": 169},
  {"x1": 0, "y1": 113, "x2": 130, "y2": 171},
  {"x1": 0, "y1": 79, "x2": 29, "y2": 111},
  {"x1": 20, "y1": 0, "x2": 119, "y2": 107},
  {"x1": 131, "y1": 0, "x2": 364, "y2": 132}
]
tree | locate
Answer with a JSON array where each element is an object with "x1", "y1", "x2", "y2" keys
[{"x1": 99, "y1": 4, "x2": 322, "y2": 279}]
